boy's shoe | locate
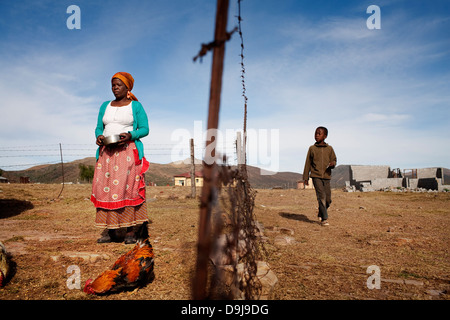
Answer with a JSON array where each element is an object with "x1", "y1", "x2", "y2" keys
[
  {"x1": 321, "y1": 220, "x2": 329, "y2": 226},
  {"x1": 318, "y1": 217, "x2": 322, "y2": 223}
]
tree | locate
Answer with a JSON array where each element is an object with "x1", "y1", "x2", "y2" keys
[{"x1": 79, "y1": 164, "x2": 94, "y2": 183}]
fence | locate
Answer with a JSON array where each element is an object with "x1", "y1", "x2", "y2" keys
[{"x1": 0, "y1": 142, "x2": 239, "y2": 171}]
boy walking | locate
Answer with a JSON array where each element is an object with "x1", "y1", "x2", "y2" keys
[{"x1": 302, "y1": 127, "x2": 337, "y2": 226}]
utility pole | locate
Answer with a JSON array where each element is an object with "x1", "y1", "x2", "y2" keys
[
  {"x1": 57, "y1": 143, "x2": 64, "y2": 199},
  {"x1": 193, "y1": 0, "x2": 230, "y2": 300},
  {"x1": 190, "y1": 138, "x2": 196, "y2": 198}
]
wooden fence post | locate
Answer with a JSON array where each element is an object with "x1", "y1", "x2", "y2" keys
[{"x1": 193, "y1": 0, "x2": 230, "y2": 300}]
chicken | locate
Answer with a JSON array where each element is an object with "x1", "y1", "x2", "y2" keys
[
  {"x1": 83, "y1": 222, "x2": 155, "y2": 295},
  {"x1": 0, "y1": 241, "x2": 12, "y2": 287}
]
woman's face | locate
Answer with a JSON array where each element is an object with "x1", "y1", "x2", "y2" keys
[{"x1": 111, "y1": 78, "x2": 128, "y2": 99}]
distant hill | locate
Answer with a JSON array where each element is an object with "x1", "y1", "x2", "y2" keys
[
  {"x1": 245, "y1": 165, "x2": 301, "y2": 189},
  {"x1": 1, "y1": 157, "x2": 303, "y2": 189},
  {"x1": 2, "y1": 157, "x2": 97, "y2": 184},
  {"x1": 2, "y1": 160, "x2": 447, "y2": 189}
]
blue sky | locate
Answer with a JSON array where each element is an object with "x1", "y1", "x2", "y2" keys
[{"x1": 0, "y1": 0, "x2": 449, "y2": 174}]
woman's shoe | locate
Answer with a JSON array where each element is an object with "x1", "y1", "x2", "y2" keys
[
  {"x1": 97, "y1": 234, "x2": 111, "y2": 243},
  {"x1": 124, "y1": 233, "x2": 137, "y2": 244},
  {"x1": 97, "y1": 229, "x2": 116, "y2": 243},
  {"x1": 124, "y1": 226, "x2": 137, "y2": 244}
]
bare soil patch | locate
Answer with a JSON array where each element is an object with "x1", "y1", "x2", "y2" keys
[{"x1": 0, "y1": 184, "x2": 449, "y2": 300}]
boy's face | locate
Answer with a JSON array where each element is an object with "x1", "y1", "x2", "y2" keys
[{"x1": 315, "y1": 128, "x2": 327, "y2": 144}]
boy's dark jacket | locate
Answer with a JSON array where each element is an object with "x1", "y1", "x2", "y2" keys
[{"x1": 303, "y1": 143, "x2": 337, "y2": 180}]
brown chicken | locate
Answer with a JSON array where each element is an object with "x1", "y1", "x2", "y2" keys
[{"x1": 84, "y1": 222, "x2": 155, "y2": 295}]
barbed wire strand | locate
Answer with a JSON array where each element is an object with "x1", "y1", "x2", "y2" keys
[{"x1": 0, "y1": 142, "x2": 238, "y2": 170}]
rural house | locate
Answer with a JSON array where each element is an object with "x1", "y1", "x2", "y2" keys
[{"x1": 174, "y1": 171, "x2": 204, "y2": 187}]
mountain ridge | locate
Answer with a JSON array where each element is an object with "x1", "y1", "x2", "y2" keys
[
  {"x1": 1, "y1": 157, "x2": 304, "y2": 189},
  {"x1": 3, "y1": 159, "x2": 448, "y2": 189}
]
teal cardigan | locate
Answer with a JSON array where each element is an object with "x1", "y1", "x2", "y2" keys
[{"x1": 95, "y1": 100, "x2": 149, "y2": 160}]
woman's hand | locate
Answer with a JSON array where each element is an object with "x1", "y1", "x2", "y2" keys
[
  {"x1": 118, "y1": 132, "x2": 132, "y2": 145},
  {"x1": 96, "y1": 135, "x2": 105, "y2": 146}
]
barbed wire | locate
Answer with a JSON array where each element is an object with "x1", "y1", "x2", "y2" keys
[
  {"x1": 237, "y1": 0, "x2": 248, "y2": 166},
  {"x1": 0, "y1": 161, "x2": 62, "y2": 168},
  {"x1": 0, "y1": 142, "x2": 238, "y2": 170}
]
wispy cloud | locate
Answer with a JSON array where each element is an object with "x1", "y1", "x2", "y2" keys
[
  {"x1": 360, "y1": 113, "x2": 410, "y2": 124},
  {"x1": 237, "y1": 5, "x2": 450, "y2": 172}
]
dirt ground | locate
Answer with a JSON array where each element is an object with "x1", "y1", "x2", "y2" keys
[{"x1": 0, "y1": 183, "x2": 449, "y2": 300}]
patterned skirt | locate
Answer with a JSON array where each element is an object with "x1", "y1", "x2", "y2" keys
[{"x1": 91, "y1": 141, "x2": 149, "y2": 229}]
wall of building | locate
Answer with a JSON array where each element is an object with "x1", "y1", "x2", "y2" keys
[
  {"x1": 346, "y1": 165, "x2": 448, "y2": 192},
  {"x1": 174, "y1": 176, "x2": 203, "y2": 187},
  {"x1": 370, "y1": 178, "x2": 403, "y2": 190},
  {"x1": 350, "y1": 165, "x2": 390, "y2": 182}
]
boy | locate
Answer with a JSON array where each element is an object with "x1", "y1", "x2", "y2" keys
[{"x1": 302, "y1": 126, "x2": 337, "y2": 226}]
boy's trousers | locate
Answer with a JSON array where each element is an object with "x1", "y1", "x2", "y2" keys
[{"x1": 312, "y1": 178, "x2": 332, "y2": 220}]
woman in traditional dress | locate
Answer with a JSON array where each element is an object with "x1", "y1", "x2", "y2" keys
[{"x1": 91, "y1": 72, "x2": 149, "y2": 244}]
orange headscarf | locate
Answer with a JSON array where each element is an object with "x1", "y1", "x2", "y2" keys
[{"x1": 112, "y1": 72, "x2": 138, "y2": 101}]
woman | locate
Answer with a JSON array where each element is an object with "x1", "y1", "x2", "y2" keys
[{"x1": 91, "y1": 72, "x2": 150, "y2": 244}]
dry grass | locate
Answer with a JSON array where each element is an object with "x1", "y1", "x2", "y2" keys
[{"x1": 0, "y1": 183, "x2": 449, "y2": 300}]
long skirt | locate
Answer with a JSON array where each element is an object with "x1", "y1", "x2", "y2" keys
[{"x1": 90, "y1": 141, "x2": 149, "y2": 229}]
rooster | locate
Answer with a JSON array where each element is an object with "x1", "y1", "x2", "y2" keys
[
  {"x1": 84, "y1": 222, "x2": 155, "y2": 295},
  {"x1": 0, "y1": 241, "x2": 12, "y2": 287}
]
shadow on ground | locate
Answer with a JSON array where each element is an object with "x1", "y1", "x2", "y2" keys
[
  {"x1": 279, "y1": 211, "x2": 316, "y2": 224},
  {"x1": 0, "y1": 199, "x2": 34, "y2": 219}
]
